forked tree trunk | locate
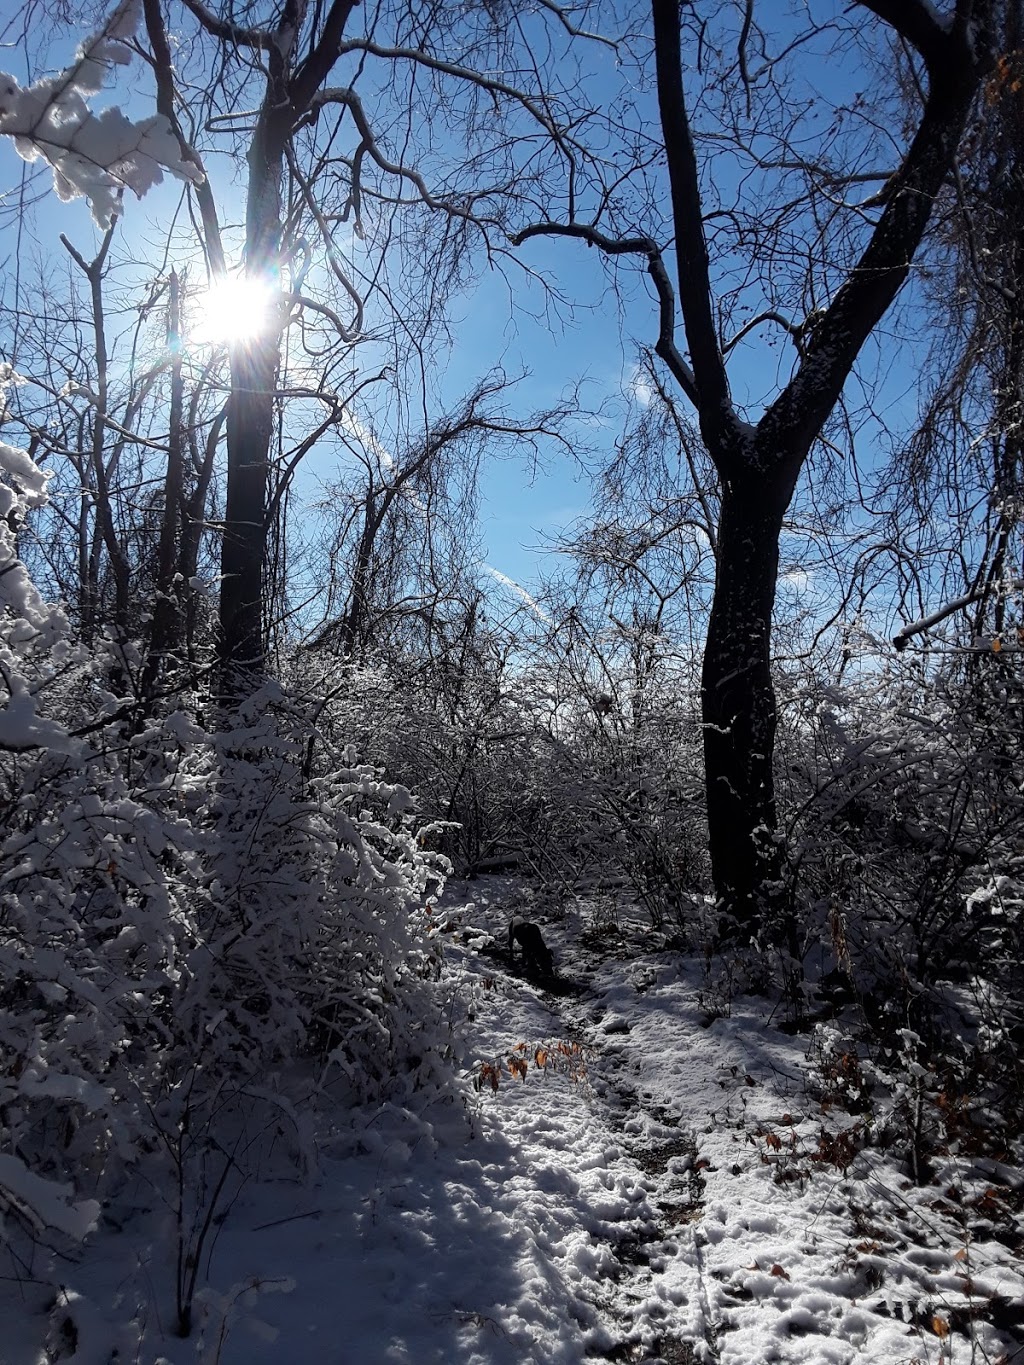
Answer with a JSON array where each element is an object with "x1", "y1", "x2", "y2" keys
[{"x1": 645, "y1": 0, "x2": 995, "y2": 937}]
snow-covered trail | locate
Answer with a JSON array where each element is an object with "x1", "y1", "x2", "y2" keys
[
  {"x1": 432, "y1": 881, "x2": 714, "y2": 1365},
  {"x1": 4, "y1": 878, "x2": 1022, "y2": 1364},
  {"x1": 442, "y1": 880, "x2": 1024, "y2": 1365},
  {"x1": 4, "y1": 879, "x2": 708, "y2": 1365}
]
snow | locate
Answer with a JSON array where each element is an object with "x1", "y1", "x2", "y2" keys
[
  {"x1": 0, "y1": 0, "x2": 201, "y2": 229},
  {"x1": 2, "y1": 878, "x2": 1022, "y2": 1364},
  {"x1": 0, "y1": 1156, "x2": 99, "y2": 1242}
]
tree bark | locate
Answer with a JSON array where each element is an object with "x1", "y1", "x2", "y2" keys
[
  {"x1": 210, "y1": 0, "x2": 361, "y2": 697},
  {"x1": 699, "y1": 450, "x2": 803, "y2": 933},
  {"x1": 217, "y1": 97, "x2": 289, "y2": 692},
  {"x1": 220, "y1": 332, "x2": 278, "y2": 684},
  {"x1": 143, "y1": 268, "x2": 186, "y2": 699}
]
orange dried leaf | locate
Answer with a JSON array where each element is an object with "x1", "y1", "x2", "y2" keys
[
  {"x1": 535, "y1": 1048, "x2": 549, "y2": 1069},
  {"x1": 932, "y1": 1316, "x2": 950, "y2": 1338},
  {"x1": 477, "y1": 1062, "x2": 500, "y2": 1092},
  {"x1": 770, "y1": 1264, "x2": 790, "y2": 1280}
]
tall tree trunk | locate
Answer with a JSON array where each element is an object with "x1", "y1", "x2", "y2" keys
[
  {"x1": 218, "y1": 110, "x2": 288, "y2": 693},
  {"x1": 62, "y1": 225, "x2": 131, "y2": 640},
  {"x1": 701, "y1": 476, "x2": 788, "y2": 930},
  {"x1": 645, "y1": 0, "x2": 995, "y2": 935},
  {"x1": 143, "y1": 268, "x2": 186, "y2": 700},
  {"x1": 220, "y1": 334, "x2": 277, "y2": 683}
]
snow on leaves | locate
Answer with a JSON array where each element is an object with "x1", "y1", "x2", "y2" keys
[
  {"x1": 0, "y1": 1154, "x2": 98, "y2": 1241},
  {"x1": 0, "y1": 379, "x2": 79, "y2": 755},
  {"x1": 0, "y1": 0, "x2": 202, "y2": 228}
]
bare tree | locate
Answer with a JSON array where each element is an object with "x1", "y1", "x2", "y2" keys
[
  {"x1": 518, "y1": 0, "x2": 1000, "y2": 933},
  {"x1": 1, "y1": 236, "x2": 227, "y2": 696},
  {"x1": 135, "y1": 0, "x2": 611, "y2": 698},
  {"x1": 304, "y1": 371, "x2": 574, "y2": 659}
]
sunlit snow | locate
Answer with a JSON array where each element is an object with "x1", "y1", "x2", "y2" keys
[{"x1": 4, "y1": 880, "x2": 1021, "y2": 1364}]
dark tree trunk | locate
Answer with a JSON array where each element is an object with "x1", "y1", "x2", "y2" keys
[
  {"x1": 62, "y1": 225, "x2": 131, "y2": 641},
  {"x1": 645, "y1": 0, "x2": 995, "y2": 936},
  {"x1": 701, "y1": 475, "x2": 788, "y2": 929},
  {"x1": 508, "y1": 1, "x2": 995, "y2": 939},
  {"x1": 213, "y1": 0, "x2": 361, "y2": 696},
  {"x1": 143, "y1": 268, "x2": 186, "y2": 700},
  {"x1": 217, "y1": 102, "x2": 288, "y2": 693},
  {"x1": 219, "y1": 334, "x2": 278, "y2": 683}
]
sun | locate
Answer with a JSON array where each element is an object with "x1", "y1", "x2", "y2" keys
[{"x1": 190, "y1": 274, "x2": 276, "y2": 346}]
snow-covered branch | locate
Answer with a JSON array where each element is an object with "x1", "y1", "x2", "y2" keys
[
  {"x1": 892, "y1": 580, "x2": 1024, "y2": 650},
  {"x1": 0, "y1": 0, "x2": 202, "y2": 228}
]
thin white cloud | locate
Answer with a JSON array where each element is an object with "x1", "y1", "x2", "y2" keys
[{"x1": 480, "y1": 564, "x2": 551, "y2": 622}]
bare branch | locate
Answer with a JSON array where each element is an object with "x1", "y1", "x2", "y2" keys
[
  {"x1": 141, "y1": 0, "x2": 225, "y2": 276},
  {"x1": 651, "y1": 0, "x2": 739, "y2": 454},
  {"x1": 533, "y1": 0, "x2": 620, "y2": 50},
  {"x1": 285, "y1": 144, "x2": 363, "y2": 336},
  {"x1": 855, "y1": 0, "x2": 953, "y2": 71},
  {"x1": 512, "y1": 221, "x2": 699, "y2": 405},
  {"x1": 722, "y1": 310, "x2": 800, "y2": 355},
  {"x1": 177, "y1": 0, "x2": 271, "y2": 51},
  {"x1": 309, "y1": 87, "x2": 480, "y2": 225},
  {"x1": 331, "y1": 38, "x2": 563, "y2": 136},
  {"x1": 892, "y1": 585, "x2": 991, "y2": 649},
  {"x1": 760, "y1": 10, "x2": 995, "y2": 462}
]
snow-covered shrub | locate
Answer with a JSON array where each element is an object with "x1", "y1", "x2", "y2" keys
[
  {"x1": 781, "y1": 660, "x2": 1022, "y2": 987},
  {"x1": 781, "y1": 657, "x2": 1024, "y2": 1167},
  {"x1": 0, "y1": 432, "x2": 449, "y2": 1257},
  {"x1": 0, "y1": 693, "x2": 448, "y2": 1231},
  {"x1": 302, "y1": 630, "x2": 709, "y2": 934},
  {"x1": 293, "y1": 646, "x2": 535, "y2": 875},
  {"x1": 171, "y1": 685, "x2": 447, "y2": 1100}
]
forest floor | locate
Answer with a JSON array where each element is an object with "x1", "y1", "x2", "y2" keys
[{"x1": 4, "y1": 877, "x2": 1024, "y2": 1364}]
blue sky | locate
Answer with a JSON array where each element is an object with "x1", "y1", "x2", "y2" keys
[
  {"x1": 0, "y1": 3, "x2": 648, "y2": 606},
  {"x1": 0, "y1": 1, "x2": 960, "y2": 645},
  {"x1": 440, "y1": 241, "x2": 648, "y2": 593},
  {"x1": 1, "y1": 146, "x2": 639, "y2": 606}
]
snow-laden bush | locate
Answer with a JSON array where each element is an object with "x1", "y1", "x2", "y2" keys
[
  {"x1": 781, "y1": 658, "x2": 1024, "y2": 1166},
  {"x1": 0, "y1": 432, "x2": 448, "y2": 1255},
  {"x1": 298, "y1": 638, "x2": 708, "y2": 931},
  {"x1": 782, "y1": 661, "x2": 1023, "y2": 988},
  {"x1": 168, "y1": 686, "x2": 447, "y2": 1101}
]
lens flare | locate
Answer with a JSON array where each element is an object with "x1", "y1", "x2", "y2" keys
[{"x1": 191, "y1": 274, "x2": 276, "y2": 345}]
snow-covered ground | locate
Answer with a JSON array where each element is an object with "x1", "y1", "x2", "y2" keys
[{"x1": 4, "y1": 878, "x2": 1023, "y2": 1364}]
